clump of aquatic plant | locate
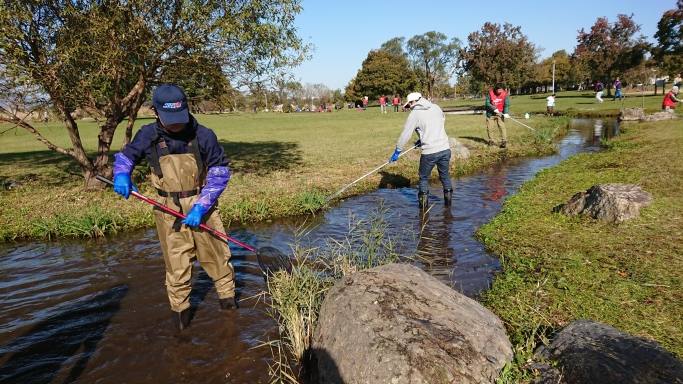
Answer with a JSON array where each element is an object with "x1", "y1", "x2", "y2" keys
[{"x1": 263, "y1": 201, "x2": 422, "y2": 383}]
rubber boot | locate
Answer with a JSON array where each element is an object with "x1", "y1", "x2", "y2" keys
[
  {"x1": 219, "y1": 297, "x2": 237, "y2": 311},
  {"x1": 171, "y1": 308, "x2": 191, "y2": 330},
  {"x1": 418, "y1": 191, "x2": 429, "y2": 210},
  {"x1": 444, "y1": 189, "x2": 453, "y2": 207}
]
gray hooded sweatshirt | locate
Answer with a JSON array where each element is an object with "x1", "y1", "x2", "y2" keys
[{"x1": 395, "y1": 98, "x2": 450, "y2": 155}]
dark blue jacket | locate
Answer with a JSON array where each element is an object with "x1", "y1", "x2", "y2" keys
[{"x1": 121, "y1": 116, "x2": 228, "y2": 169}]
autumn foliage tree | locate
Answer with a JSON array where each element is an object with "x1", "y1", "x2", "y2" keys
[
  {"x1": 573, "y1": 14, "x2": 649, "y2": 96},
  {"x1": 0, "y1": 0, "x2": 310, "y2": 189},
  {"x1": 461, "y1": 22, "x2": 538, "y2": 93},
  {"x1": 405, "y1": 32, "x2": 461, "y2": 99},
  {"x1": 654, "y1": 1, "x2": 683, "y2": 77}
]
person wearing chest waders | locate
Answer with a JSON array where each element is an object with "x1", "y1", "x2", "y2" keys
[
  {"x1": 389, "y1": 92, "x2": 453, "y2": 209},
  {"x1": 112, "y1": 84, "x2": 235, "y2": 330},
  {"x1": 485, "y1": 83, "x2": 510, "y2": 148}
]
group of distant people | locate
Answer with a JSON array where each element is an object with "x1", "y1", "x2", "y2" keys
[
  {"x1": 593, "y1": 75, "x2": 683, "y2": 111},
  {"x1": 593, "y1": 77, "x2": 623, "y2": 104},
  {"x1": 353, "y1": 94, "x2": 403, "y2": 112}
]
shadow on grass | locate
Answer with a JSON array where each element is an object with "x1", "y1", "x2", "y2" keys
[
  {"x1": 219, "y1": 140, "x2": 303, "y2": 176},
  {"x1": 0, "y1": 150, "x2": 83, "y2": 183},
  {"x1": 1, "y1": 140, "x2": 304, "y2": 182},
  {"x1": 378, "y1": 171, "x2": 411, "y2": 189},
  {"x1": 459, "y1": 136, "x2": 489, "y2": 144}
]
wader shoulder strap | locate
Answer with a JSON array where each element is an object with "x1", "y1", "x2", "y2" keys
[
  {"x1": 188, "y1": 137, "x2": 205, "y2": 179},
  {"x1": 149, "y1": 134, "x2": 170, "y2": 178}
]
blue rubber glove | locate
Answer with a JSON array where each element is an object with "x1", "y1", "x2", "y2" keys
[
  {"x1": 389, "y1": 149, "x2": 401, "y2": 163},
  {"x1": 113, "y1": 173, "x2": 138, "y2": 200},
  {"x1": 181, "y1": 204, "x2": 208, "y2": 227},
  {"x1": 414, "y1": 140, "x2": 422, "y2": 147}
]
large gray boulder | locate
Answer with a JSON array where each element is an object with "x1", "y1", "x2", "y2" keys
[
  {"x1": 530, "y1": 319, "x2": 683, "y2": 384},
  {"x1": 642, "y1": 109, "x2": 676, "y2": 121},
  {"x1": 617, "y1": 107, "x2": 645, "y2": 121},
  {"x1": 312, "y1": 263, "x2": 512, "y2": 384},
  {"x1": 449, "y1": 137, "x2": 471, "y2": 161},
  {"x1": 560, "y1": 184, "x2": 653, "y2": 224}
]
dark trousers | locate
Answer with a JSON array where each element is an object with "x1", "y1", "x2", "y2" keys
[{"x1": 418, "y1": 149, "x2": 452, "y2": 192}]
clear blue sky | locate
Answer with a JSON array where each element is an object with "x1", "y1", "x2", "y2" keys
[{"x1": 290, "y1": 0, "x2": 673, "y2": 90}]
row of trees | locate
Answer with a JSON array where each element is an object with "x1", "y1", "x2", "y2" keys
[
  {"x1": 347, "y1": 4, "x2": 683, "y2": 101},
  {"x1": 3, "y1": 1, "x2": 683, "y2": 187}
]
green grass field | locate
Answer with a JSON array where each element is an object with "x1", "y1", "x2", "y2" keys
[
  {"x1": 478, "y1": 118, "x2": 683, "y2": 381},
  {"x1": 0, "y1": 99, "x2": 571, "y2": 240}
]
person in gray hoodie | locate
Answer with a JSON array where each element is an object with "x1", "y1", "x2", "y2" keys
[{"x1": 389, "y1": 92, "x2": 453, "y2": 208}]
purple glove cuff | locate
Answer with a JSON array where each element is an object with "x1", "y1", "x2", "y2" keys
[
  {"x1": 113, "y1": 153, "x2": 134, "y2": 176},
  {"x1": 195, "y1": 166, "x2": 231, "y2": 211}
]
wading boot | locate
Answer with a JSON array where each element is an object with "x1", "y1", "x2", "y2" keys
[
  {"x1": 487, "y1": 140, "x2": 495, "y2": 147},
  {"x1": 219, "y1": 297, "x2": 237, "y2": 312},
  {"x1": 500, "y1": 140, "x2": 507, "y2": 149},
  {"x1": 418, "y1": 191, "x2": 429, "y2": 210},
  {"x1": 171, "y1": 308, "x2": 191, "y2": 330},
  {"x1": 444, "y1": 189, "x2": 453, "y2": 207}
]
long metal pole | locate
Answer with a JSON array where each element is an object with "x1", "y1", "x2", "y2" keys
[
  {"x1": 507, "y1": 116, "x2": 551, "y2": 141},
  {"x1": 325, "y1": 144, "x2": 419, "y2": 201}
]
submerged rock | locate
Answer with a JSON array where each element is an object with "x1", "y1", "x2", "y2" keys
[
  {"x1": 559, "y1": 183, "x2": 653, "y2": 224},
  {"x1": 531, "y1": 319, "x2": 683, "y2": 384},
  {"x1": 312, "y1": 263, "x2": 512, "y2": 384}
]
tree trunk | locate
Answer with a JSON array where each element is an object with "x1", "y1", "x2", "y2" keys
[{"x1": 121, "y1": 90, "x2": 145, "y2": 150}]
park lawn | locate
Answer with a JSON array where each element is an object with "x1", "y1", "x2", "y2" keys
[
  {"x1": 477, "y1": 118, "x2": 683, "y2": 373},
  {"x1": 0, "y1": 108, "x2": 567, "y2": 240},
  {"x1": 440, "y1": 88, "x2": 667, "y2": 117}
]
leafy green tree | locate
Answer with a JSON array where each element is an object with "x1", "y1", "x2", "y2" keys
[
  {"x1": 331, "y1": 89, "x2": 345, "y2": 105},
  {"x1": 461, "y1": 22, "x2": 538, "y2": 94},
  {"x1": 536, "y1": 50, "x2": 573, "y2": 91},
  {"x1": 352, "y1": 50, "x2": 418, "y2": 101},
  {"x1": 380, "y1": 37, "x2": 406, "y2": 56},
  {"x1": 160, "y1": 56, "x2": 236, "y2": 114},
  {"x1": 573, "y1": 14, "x2": 649, "y2": 96},
  {"x1": 654, "y1": 1, "x2": 683, "y2": 77},
  {"x1": 406, "y1": 32, "x2": 461, "y2": 98},
  {"x1": 0, "y1": 0, "x2": 311, "y2": 188},
  {"x1": 344, "y1": 78, "x2": 358, "y2": 102}
]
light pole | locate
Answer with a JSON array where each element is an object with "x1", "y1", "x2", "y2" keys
[
  {"x1": 454, "y1": 74, "x2": 457, "y2": 100},
  {"x1": 552, "y1": 60, "x2": 556, "y2": 93}
]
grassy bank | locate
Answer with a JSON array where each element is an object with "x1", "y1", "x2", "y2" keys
[
  {"x1": 0, "y1": 108, "x2": 569, "y2": 241},
  {"x1": 477, "y1": 119, "x2": 683, "y2": 380}
]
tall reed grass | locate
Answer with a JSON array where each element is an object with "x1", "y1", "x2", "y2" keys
[{"x1": 262, "y1": 202, "x2": 426, "y2": 383}]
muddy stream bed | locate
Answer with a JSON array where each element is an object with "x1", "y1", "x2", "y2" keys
[{"x1": 0, "y1": 119, "x2": 616, "y2": 383}]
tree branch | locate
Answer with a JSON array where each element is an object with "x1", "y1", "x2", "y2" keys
[{"x1": 0, "y1": 106, "x2": 75, "y2": 158}]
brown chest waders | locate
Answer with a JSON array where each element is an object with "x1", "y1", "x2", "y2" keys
[{"x1": 149, "y1": 136, "x2": 235, "y2": 318}]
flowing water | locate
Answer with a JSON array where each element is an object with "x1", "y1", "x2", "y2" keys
[{"x1": 0, "y1": 119, "x2": 617, "y2": 383}]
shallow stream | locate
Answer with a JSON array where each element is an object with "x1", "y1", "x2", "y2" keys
[{"x1": 0, "y1": 119, "x2": 616, "y2": 383}]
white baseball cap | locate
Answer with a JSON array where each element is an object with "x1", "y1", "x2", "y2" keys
[{"x1": 403, "y1": 92, "x2": 422, "y2": 108}]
